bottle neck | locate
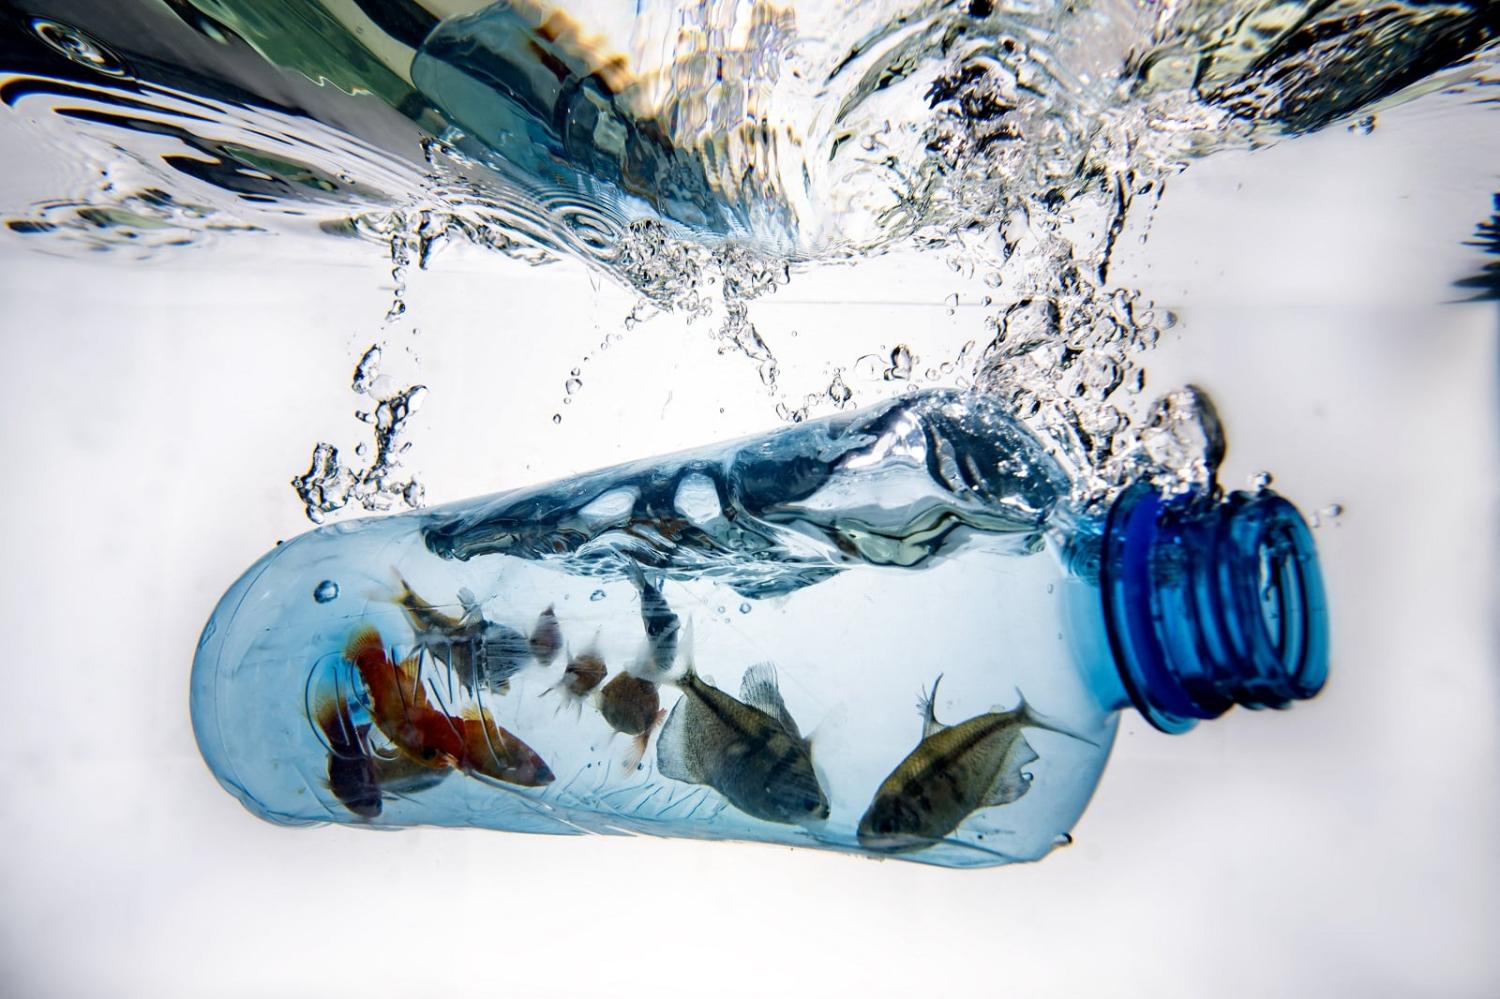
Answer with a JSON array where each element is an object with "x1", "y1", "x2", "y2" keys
[{"x1": 1100, "y1": 483, "x2": 1329, "y2": 734}]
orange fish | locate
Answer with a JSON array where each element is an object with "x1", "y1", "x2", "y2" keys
[
  {"x1": 346, "y1": 625, "x2": 553, "y2": 787},
  {"x1": 344, "y1": 626, "x2": 462, "y2": 769},
  {"x1": 456, "y1": 707, "x2": 555, "y2": 787}
]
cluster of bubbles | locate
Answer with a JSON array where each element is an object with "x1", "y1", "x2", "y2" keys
[{"x1": 291, "y1": 344, "x2": 428, "y2": 524}]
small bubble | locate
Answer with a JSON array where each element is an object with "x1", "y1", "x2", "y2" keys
[
  {"x1": 590, "y1": 589, "x2": 606, "y2": 601},
  {"x1": 1054, "y1": 832, "x2": 1075, "y2": 847},
  {"x1": 565, "y1": 377, "x2": 583, "y2": 395},
  {"x1": 552, "y1": 413, "x2": 562, "y2": 424},
  {"x1": 1046, "y1": 583, "x2": 1054, "y2": 594},
  {"x1": 1312, "y1": 503, "x2": 1345, "y2": 528},
  {"x1": 571, "y1": 367, "x2": 581, "y2": 377},
  {"x1": 739, "y1": 602, "x2": 752, "y2": 614},
  {"x1": 1249, "y1": 471, "x2": 1273, "y2": 491},
  {"x1": 716, "y1": 606, "x2": 725, "y2": 614},
  {"x1": 313, "y1": 580, "x2": 340, "y2": 603}
]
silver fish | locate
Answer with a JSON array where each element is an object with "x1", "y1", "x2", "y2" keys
[
  {"x1": 857, "y1": 675, "x2": 1089, "y2": 853},
  {"x1": 624, "y1": 561, "x2": 679, "y2": 674},
  {"x1": 657, "y1": 659, "x2": 828, "y2": 826}
]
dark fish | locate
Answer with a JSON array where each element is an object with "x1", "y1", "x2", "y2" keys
[
  {"x1": 371, "y1": 753, "x2": 450, "y2": 797},
  {"x1": 598, "y1": 671, "x2": 665, "y2": 770},
  {"x1": 624, "y1": 561, "x2": 679, "y2": 674},
  {"x1": 312, "y1": 691, "x2": 382, "y2": 819},
  {"x1": 465, "y1": 620, "x2": 532, "y2": 693},
  {"x1": 656, "y1": 660, "x2": 828, "y2": 826},
  {"x1": 857, "y1": 676, "x2": 1089, "y2": 853},
  {"x1": 529, "y1": 604, "x2": 563, "y2": 666}
]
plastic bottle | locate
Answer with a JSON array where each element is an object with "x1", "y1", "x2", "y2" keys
[{"x1": 190, "y1": 389, "x2": 1328, "y2": 868}]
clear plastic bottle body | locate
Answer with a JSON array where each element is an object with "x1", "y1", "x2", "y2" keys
[{"x1": 192, "y1": 389, "x2": 1325, "y2": 868}]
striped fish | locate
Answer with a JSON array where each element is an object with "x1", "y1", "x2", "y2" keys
[
  {"x1": 857, "y1": 675, "x2": 1087, "y2": 853},
  {"x1": 657, "y1": 659, "x2": 828, "y2": 826}
]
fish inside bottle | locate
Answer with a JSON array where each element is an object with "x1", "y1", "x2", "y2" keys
[{"x1": 197, "y1": 393, "x2": 1121, "y2": 867}]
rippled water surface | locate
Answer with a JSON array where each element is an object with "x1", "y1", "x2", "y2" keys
[{"x1": 3, "y1": 0, "x2": 1496, "y2": 519}]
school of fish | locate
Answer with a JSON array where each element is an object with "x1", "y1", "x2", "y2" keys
[{"x1": 310, "y1": 565, "x2": 1084, "y2": 854}]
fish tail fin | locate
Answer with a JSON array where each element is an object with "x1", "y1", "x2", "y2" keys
[
  {"x1": 623, "y1": 732, "x2": 649, "y2": 772},
  {"x1": 1014, "y1": 689, "x2": 1098, "y2": 747},
  {"x1": 623, "y1": 708, "x2": 667, "y2": 772},
  {"x1": 344, "y1": 625, "x2": 385, "y2": 666},
  {"x1": 456, "y1": 587, "x2": 483, "y2": 625},
  {"x1": 662, "y1": 616, "x2": 697, "y2": 685}
]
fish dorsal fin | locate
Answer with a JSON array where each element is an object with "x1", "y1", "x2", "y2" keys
[
  {"x1": 739, "y1": 662, "x2": 798, "y2": 737},
  {"x1": 983, "y1": 733, "x2": 1040, "y2": 807},
  {"x1": 456, "y1": 587, "x2": 483, "y2": 625},
  {"x1": 918, "y1": 674, "x2": 948, "y2": 740}
]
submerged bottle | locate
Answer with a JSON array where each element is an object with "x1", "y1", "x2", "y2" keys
[{"x1": 191, "y1": 389, "x2": 1328, "y2": 868}]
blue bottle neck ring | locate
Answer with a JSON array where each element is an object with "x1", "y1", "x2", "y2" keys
[{"x1": 1100, "y1": 483, "x2": 1330, "y2": 734}]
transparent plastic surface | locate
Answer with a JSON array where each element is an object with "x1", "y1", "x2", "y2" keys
[{"x1": 192, "y1": 390, "x2": 1126, "y2": 868}]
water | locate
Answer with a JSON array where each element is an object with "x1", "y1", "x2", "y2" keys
[
  {"x1": 4, "y1": 2, "x2": 1495, "y2": 521},
  {"x1": 195, "y1": 390, "x2": 1132, "y2": 867}
]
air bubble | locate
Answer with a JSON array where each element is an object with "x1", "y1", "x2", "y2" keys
[
  {"x1": 590, "y1": 589, "x2": 606, "y2": 601},
  {"x1": 883, "y1": 345, "x2": 915, "y2": 381},
  {"x1": 313, "y1": 580, "x2": 340, "y2": 603}
]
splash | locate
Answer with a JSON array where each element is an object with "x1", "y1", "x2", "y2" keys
[
  {"x1": 2, "y1": 2, "x2": 1497, "y2": 521},
  {"x1": 291, "y1": 344, "x2": 428, "y2": 523}
]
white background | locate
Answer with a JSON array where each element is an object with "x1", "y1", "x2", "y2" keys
[{"x1": 2, "y1": 75, "x2": 1498, "y2": 997}]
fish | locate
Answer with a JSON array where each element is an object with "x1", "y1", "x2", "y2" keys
[
  {"x1": 624, "y1": 561, "x2": 679, "y2": 674},
  {"x1": 464, "y1": 620, "x2": 533, "y2": 694},
  {"x1": 656, "y1": 658, "x2": 829, "y2": 826},
  {"x1": 529, "y1": 604, "x2": 563, "y2": 666},
  {"x1": 389, "y1": 575, "x2": 530, "y2": 694},
  {"x1": 542, "y1": 641, "x2": 608, "y2": 716},
  {"x1": 344, "y1": 625, "x2": 462, "y2": 770},
  {"x1": 370, "y1": 752, "x2": 451, "y2": 798},
  {"x1": 392, "y1": 573, "x2": 474, "y2": 635},
  {"x1": 856, "y1": 676, "x2": 1090, "y2": 853},
  {"x1": 456, "y1": 706, "x2": 555, "y2": 787},
  {"x1": 312, "y1": 689, "x2": 383, "y2": 819},
  {"x1": 597, "y1": 671, "x2": 665, "y2": 770},
  {"x1": 344, "y1": 625, "x2": 554, "y2": 787}
]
